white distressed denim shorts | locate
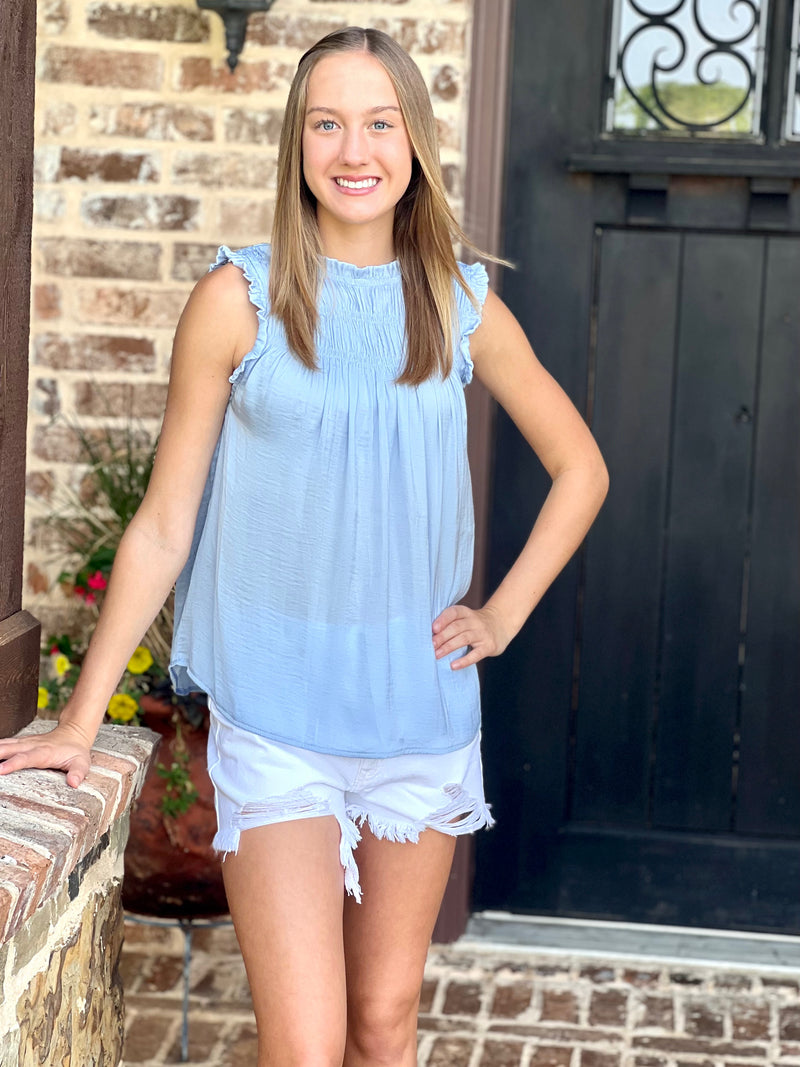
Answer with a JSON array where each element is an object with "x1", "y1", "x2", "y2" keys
[{"x1": 206, "y1": 698, "x2": 494, "y2": 903}]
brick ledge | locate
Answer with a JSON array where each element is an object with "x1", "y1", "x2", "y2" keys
[{"x1": 0, "y1": 719, "x2": 160, "y2": 942}]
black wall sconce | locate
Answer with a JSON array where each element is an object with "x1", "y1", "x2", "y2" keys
[{"x1": 196, "y1": 0, "x2": 279, "y2": 72}]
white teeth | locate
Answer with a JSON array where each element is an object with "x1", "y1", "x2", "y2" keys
[{"x1": 335, "y1": 177, "x2": 379, "y2": 189}]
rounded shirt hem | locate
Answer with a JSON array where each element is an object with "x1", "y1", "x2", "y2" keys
[{"x1": 171, "y1": 661, "x2": 480, "y2": 760}]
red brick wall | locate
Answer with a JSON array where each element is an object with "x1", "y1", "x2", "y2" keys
[{"x1": 25, "y1": 0, "x2": 474, "y2": 624}]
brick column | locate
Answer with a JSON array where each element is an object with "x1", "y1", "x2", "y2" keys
[{"x1": 0, "y1": 721, "x2": 160, "y2": 1066}]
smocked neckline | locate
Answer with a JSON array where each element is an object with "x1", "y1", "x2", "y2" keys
[{"x1": 321, "y1": 255, "x2": 401, "y2": 283}]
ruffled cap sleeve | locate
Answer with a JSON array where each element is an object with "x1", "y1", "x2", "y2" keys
[
  {"x1": 455, "y1": 260, "x2": 489, "y2": 385},
  {"x1": 209, "y1": 244, "x2": 271, "y2": 387}
]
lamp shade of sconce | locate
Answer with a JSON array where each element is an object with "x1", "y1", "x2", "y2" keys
[{"x1": 196, "y1": 0, "x2": 278, "y2": 72}]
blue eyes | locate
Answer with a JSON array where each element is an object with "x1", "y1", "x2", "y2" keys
[{"x1": 313, "y1": 119, "x2": 393, "y2": 132}]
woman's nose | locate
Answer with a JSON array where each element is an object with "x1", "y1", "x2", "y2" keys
[{"x1": 339, "y1": 127, "x2": 369, "y2": 166}]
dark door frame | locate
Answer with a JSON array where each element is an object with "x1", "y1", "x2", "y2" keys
[{"x1": 432, "y1": 0, "x2": 514, "y2": 943}]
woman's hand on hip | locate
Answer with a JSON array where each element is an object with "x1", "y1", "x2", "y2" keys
[
  {"x1": 431, "y1": 603, "x2": 511, "y2": 670},
  {"x1": 0, "y1": 721, "x2": 93, "y2": 788}
]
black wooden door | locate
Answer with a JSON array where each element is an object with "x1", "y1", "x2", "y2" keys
[{"x1": 475, "y1": 0, "x2": 800, "y2": 931}]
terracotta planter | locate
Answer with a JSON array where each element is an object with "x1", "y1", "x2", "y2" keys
[{"x1": 122, "y1": 694, "x2": 228, "y2": 918}]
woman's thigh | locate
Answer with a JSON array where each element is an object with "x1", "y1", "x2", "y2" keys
[
  {"x1": 342, "y1": 824, "x2": 456, "y2": 1048},
  {"x1": 222, "y1": 814, "x2": 348, "y2": 1066}
]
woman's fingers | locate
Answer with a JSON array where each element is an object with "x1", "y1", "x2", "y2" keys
[
  {"x1": 449, "y1": 647, "x2": 483, "y2": 670},
  {"x1": 431, "y1": 604, "x2": 509, "y2": 668},
  {"x1": 65, "y1": 753, "x2": 92, "y2": 788},
  {"x1": 432, "y1": 607, "x2": 481, "y2": 653},
  {"x1": 0, "y1": 736, "x2": 92, "y2": 787},
  {"x1": 434, "y1": 624, "x2": 481, "y2": 658}
]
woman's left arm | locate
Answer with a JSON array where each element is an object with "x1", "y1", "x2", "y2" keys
[{"x1": 432, "y1": 288, "x2": 609, "y2": 669}]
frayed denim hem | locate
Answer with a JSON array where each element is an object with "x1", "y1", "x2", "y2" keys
[
  {"x1": 348, "y1": 783, "x2": 496, "y2": 845},
  {"x1": 210, "y1": 782, "x2": 494, "y2": 904}
]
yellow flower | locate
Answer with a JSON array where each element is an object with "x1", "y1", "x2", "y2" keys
[
  {"x1": 107, "y1": 693, "x2": 139, "y2": 723},
  {"x1": 127, "y1": 646, "x2": 154, "y2": 675},
  {"x1": 37, "y1": 687, "x2": 50, "y2": 710},
  {"x1": 54, "y1": 654, "x2": 71, "y2": 677}
]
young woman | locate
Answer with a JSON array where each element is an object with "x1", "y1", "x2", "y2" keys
[{"x1": 0, "y1": 27, "x2": 608, "y2": 1067}]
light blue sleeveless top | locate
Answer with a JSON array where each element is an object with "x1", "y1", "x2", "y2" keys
[{"x1": 169, "y1": 243, "x2": 488, "y2": 757}]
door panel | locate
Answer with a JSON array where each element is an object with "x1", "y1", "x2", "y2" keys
[
  {"x1": 572, "y1": 229, "x2": 680, "y2": 826},
  {"x1": 654, "y1": 234, "x2": 762, "y2": 832},
  {"x1": 736, "y1": 237, "x2": 800, "y2": 836}
]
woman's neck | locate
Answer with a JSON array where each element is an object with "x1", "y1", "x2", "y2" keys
[{"x1": 316, "y1": 216, "x2": 396, "y2": 268}]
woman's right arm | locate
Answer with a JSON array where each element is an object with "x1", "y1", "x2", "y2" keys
[{"x1": 0, "y1": 263, "x2": 258, "y2": 785}]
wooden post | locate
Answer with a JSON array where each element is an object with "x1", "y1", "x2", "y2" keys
[{"x1": 0, "y1": 0, "x2": 41, "y2": 735}]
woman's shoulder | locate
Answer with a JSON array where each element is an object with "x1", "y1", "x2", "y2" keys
[
  {"x1": 210, "y1": 242, "x2": 272, "y2": 280},
  {"x1": 188, "y1": 244, "x2": 272, "y2": 385},
  {"x1": 203, "y1": 243, "x2": 272, "y2": 321}
]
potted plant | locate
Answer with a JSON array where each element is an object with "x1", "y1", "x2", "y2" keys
[{"x1": 37, "y1": 422, "x2": 227, "y2": 918}]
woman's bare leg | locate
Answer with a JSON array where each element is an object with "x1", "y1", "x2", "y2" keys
[
  {"x1": 221, "y1": 815, "x2": 348, "y2": 1067},
  {"x1": 342, "y1": 825, "x2": 457, "y2": 1067}
]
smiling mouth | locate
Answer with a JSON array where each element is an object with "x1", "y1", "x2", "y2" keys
[{"x1": 335, "y1": 177, "x2": 380, "y2": 189}]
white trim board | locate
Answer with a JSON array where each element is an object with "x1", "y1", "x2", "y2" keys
[{"x1": 462, "y1": 912, "x2": 800, "y2": 973}]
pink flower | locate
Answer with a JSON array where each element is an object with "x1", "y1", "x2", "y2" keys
[
  {"x1": 74, "y1": 586, "x2": 86, "y2": 599},
  {"x1": 49, "y1": 644, "x2": 60, "y2": 655},
  {"x1": 87, "y1": 571, "x2": 107, "y2": 591},
  {"x1": 84, "y1": 592, "x2": 97, "y2": 605}
]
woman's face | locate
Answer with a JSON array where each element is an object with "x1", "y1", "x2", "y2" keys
[{"x1": 302, "y1": 51, "x2": 414, "y2": 248}]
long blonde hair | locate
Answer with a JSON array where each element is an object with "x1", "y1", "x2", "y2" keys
[{"x1": 270, "y1": 26, "x2": 490, "y2": 386}]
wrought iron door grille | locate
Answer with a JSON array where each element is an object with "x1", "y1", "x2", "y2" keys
[{"x1": 605, "y1": 0, "x2": 769, "y2": 137}]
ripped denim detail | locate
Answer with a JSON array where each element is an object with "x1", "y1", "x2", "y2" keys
[
  {"x1": 235, "y1": 788, "x2": 331, "y2": 829},
  {"x1": 348, "y1": 783, "x2": 496, "y2": 845},
  {"x1": 431, "y1": 783, "x2": 496, "y2": 833},
  {"x1": 212, "y1": 787, "x2": 364, "y2": 903}
]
